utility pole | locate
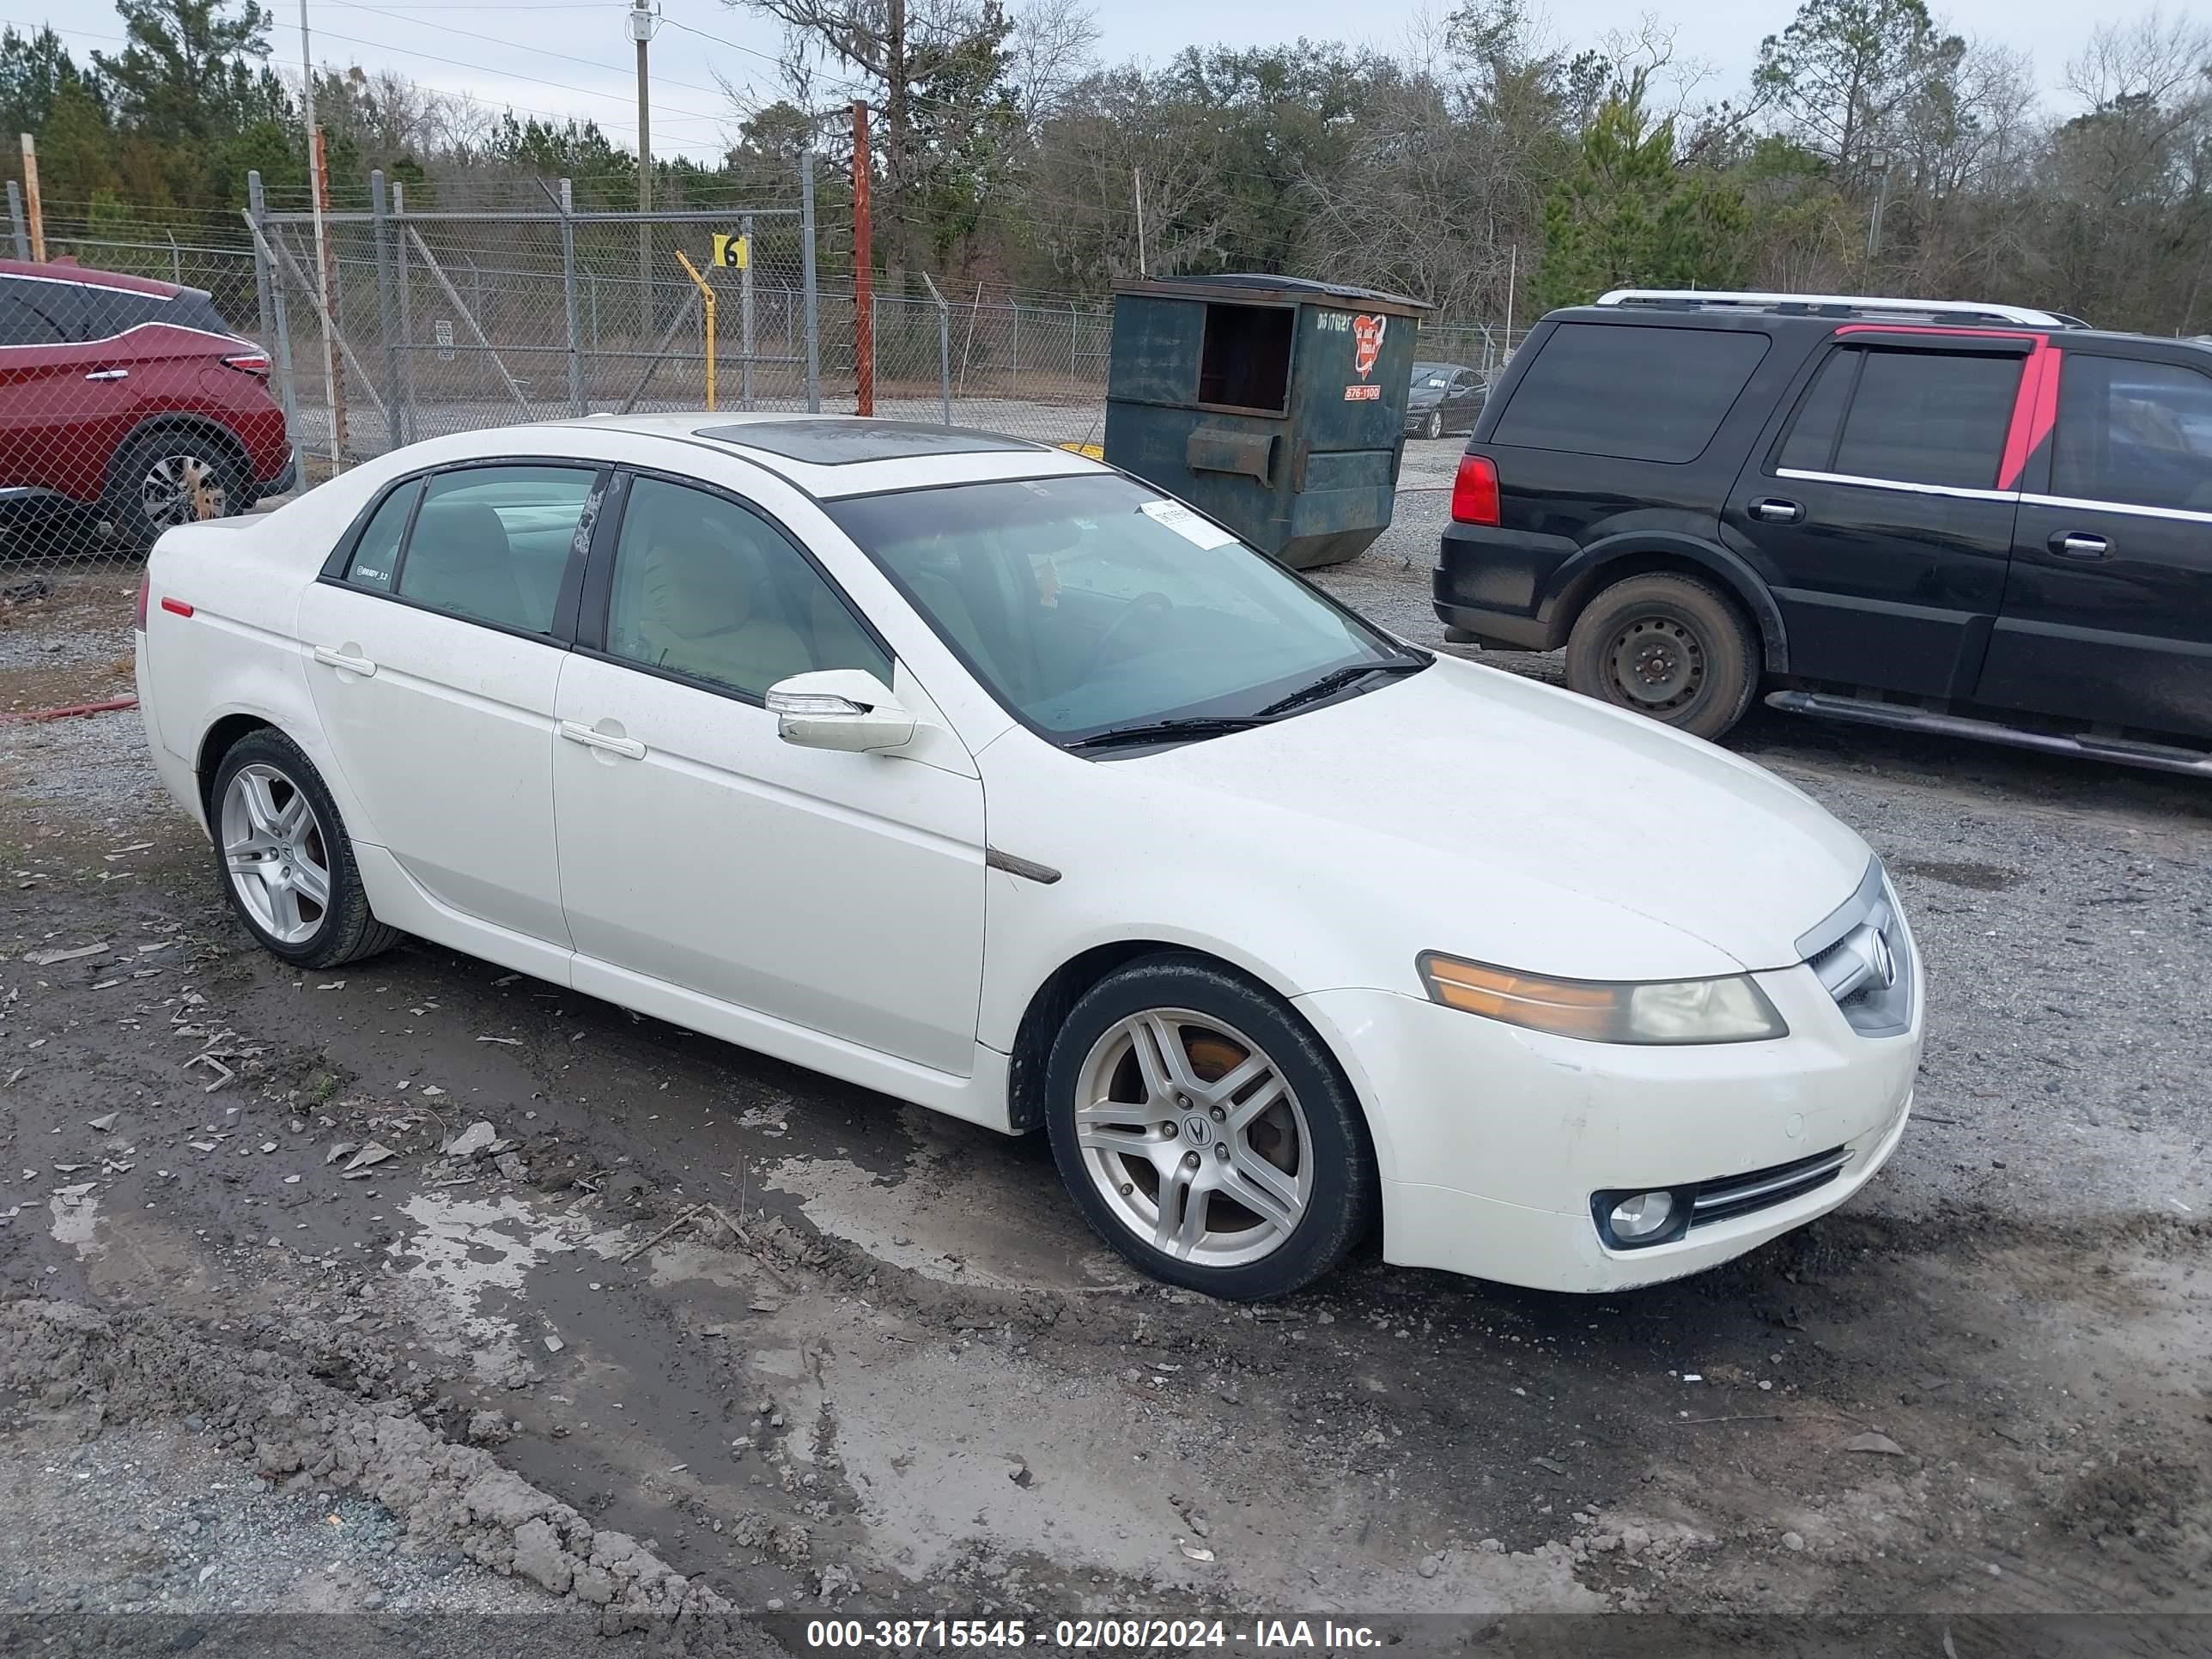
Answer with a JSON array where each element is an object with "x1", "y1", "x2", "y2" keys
[
  {"x1": 1133, "y1": 167, "x2": 1146, "y2": 278},
  {"x1": 16, "y1": 134, "x2": 42, "y2": 261},
  {"x1": 853, "y1": 100, "x2": 873, "y2": 418},
  {"x1": 300, "y1": 0, "x2": 345, "y2": 471},
  {"x1": 630, "y1": 0, "x2": 655, "y2": 315}
]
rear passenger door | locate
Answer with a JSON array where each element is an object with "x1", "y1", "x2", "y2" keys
[
  {"x1": 297, "y1": 461, "x2": 602, "y2": 951},
  {"x1": 1724, "y1": 337, "x2": 2027, "y2": 699},
  {"x1": 1977, "y1": 352, "x2": 2212, "y2": 738}
]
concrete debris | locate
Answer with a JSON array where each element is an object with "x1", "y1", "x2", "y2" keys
[
  {"x1": 25, "y1": 942, "x2": 109, "y2": 966},
  {"x1": 446, "y1": 1122, "x2": 496, "y2": 1162},
  {"x1": 325, "y1": 1141, "x2": 359, "y2": 1166},
  {"x1": 341, "y1": 1143, "x2": 396, "y2": 1176},
  {"x1": 466, "y1": 1410, "x2": 514, "y2": 1445},
  {"x1": 88, "y1": 1113, "x2": 118, "y2": 1132},
  {"x1": 1845, "y1": 1431, "x2": 1906, "y2": 1455},
  {"x1": 1177, "y1": 1539, "x2": 1214, "y2": 1563},
  {"x1": 0, "y1": 1300, "x2": 772, "y2": 1649},
  {"x1": 493, "y1": 1152, "x2": 528, "y2": 1183}
]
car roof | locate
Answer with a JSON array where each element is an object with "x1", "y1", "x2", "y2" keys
[
  {"x1": 1545, "y1": 302, "x2": 2212, "y2": 361},
  {"x1": 543, "y1": 411, "x2": 1108, "y2": 498},
  {"x1": 0, "y1": 258, "x2": 181, "y2": 297}
]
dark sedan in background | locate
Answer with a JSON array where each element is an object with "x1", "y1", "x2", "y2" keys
[{"x1": 1405, "y1": 362, "x2": 1488, "y2": 439}]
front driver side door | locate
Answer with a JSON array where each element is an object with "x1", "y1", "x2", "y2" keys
[{"x1": 551, "y1": 469, "x2": 988, "y2": 1075}]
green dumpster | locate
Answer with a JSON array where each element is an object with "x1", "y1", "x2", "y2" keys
[{"x1": 1102, "y1": 275, "x2": 1429, "y2": 569}]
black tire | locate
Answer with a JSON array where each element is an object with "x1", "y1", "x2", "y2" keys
[
  {"x1": 104, "y1": 427, "x2": 248, "y2": 549},
  {"x1": 208, "y1": 729, "x2": 402, "y2": 969},
  {"x1": 1043, "y1": 952, "x2": 1377, "y2": 1300},
  {"x1": 1563, "y1": 571, "x2": 1759, "y2": 742},
  {"x1": 1422, "y1": 409, "x2": 1443, "y2": 441}
]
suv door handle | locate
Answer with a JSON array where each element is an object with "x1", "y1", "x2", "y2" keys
[
  {"x1": 2050, "y1": 532, "x2": 2110, "y2": 561},
  {"x1": 1751, "y1": 498, "x2": 1804, "y2": 525},
  {"x1": 312, "y1": 645, "x2": 376, "y2": 677},
  {"x1": 84, "y1": 368, "x2": 129, "y2": 382},
  {"x1": 559, "y1": 720, "x2": 646, "y2": 760}
]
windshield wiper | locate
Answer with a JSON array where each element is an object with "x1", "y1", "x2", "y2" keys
[
  {"x1": 1255, "y1": 656, "x2": 1428, "y2": 719},
  {"x1": 1067, "y1": 715, "x2": 1273, "y2": 751}
]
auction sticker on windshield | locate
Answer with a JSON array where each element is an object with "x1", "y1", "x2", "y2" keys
[{"x1": 1139, "y1": 499, "x2": 1239, "y2": 549}]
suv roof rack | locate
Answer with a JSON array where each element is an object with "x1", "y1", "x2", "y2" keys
[{"x1": 1594, "y1": 289, "x2": 2081, "y2": 330}]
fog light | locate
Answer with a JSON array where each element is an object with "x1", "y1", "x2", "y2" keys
[{"x1": 1607, "y1": 1191, "x2": 1676, "y2": 1241}]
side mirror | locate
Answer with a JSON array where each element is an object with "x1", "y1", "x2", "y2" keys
[{"x1": 765, "y1": 668, "x2": 916, "y2": 753}]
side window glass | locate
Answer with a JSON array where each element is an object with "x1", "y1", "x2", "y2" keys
[
  {"x1": 1777, "y1": 349, "x2": 1856, "y2": 473},
  {"x1": 0, "y1": 280, "x2": 67, "y2": 345},
  {"x1": 1831, "y1": 349, "x2": 2020, "y2": 489},
  {"x1": 605, "y1": 476, "x2": 890, "y2": 699},
  {"x1": 395, "y1": 465, "x2": 594, "y2": 633},
  {"x1": 2053, "y1": 356, "x2": 2212, "y2": 513},
  {"x1": 343, "y1": 481, "x2": 419, "y2": 593}
]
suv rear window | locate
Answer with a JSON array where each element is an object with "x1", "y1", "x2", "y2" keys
[{"x1": 1492, "y1": 323, "x2": 1768, "y2": 463}]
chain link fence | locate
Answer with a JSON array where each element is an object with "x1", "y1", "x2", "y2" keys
[{"x1": 1, "y1": 165, "x2": 1516, "y2": 576}]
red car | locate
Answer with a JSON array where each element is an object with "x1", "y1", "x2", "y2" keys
[{"x1": 0, "y1": 257, "x2": 293, "y2": 547}]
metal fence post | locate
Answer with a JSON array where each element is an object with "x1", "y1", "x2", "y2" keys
[
  {"x1": 560, "y1": 178, "x2": 585, "y2": 416},
  {"x1": 1011, "y1": 301, "x2": 1020, "y2": 392},
  {"x1": 393, "y1": 180, "x2": 415, "y2": 444},
  {"x1": 245, "y1": 173, "x2": 302, "y2": 489},
  {"x1": 4, "y1": 182, "x2": 25, "y2": 261},
  {"x1": 246, "y1": 170, "x2": 276, "y2": 353},
  {"x1": 739, "y1": 211, "x2": 755, "y2": 410},
  {"x1": 922, "y1": 274, "x2": 951, "y2": 425},
  {"x1": 370, "y1": 170, "x2": 404, "y2": 453},
  {"x1": 801, "y1": 151, "x2": 821, "y2": 413}
]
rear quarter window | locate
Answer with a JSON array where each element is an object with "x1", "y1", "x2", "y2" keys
[{"x1": 1492, "y1": 322, "x2": 1770, "y2": 463}]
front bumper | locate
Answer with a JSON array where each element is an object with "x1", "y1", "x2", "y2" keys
[{"x1": 1297, "y1": 960, "x2": 1923, "y2": 1292}]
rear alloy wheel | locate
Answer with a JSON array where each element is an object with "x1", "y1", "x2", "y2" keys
[
  {"x1": 1046, "y1": 954, "x2": 1376, "y2": 1298},
  {"x1": 210, "y1": 730, "x2": 401, "y2": 969},
  {"x1": 1565, "y1": 572, "x2": 1759, "y2": 742},
  {"x1": 106, "y1": 429, "x2": 245, "y2": 548}
]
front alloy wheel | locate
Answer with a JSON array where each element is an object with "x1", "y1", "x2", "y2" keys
[
  {"x1": 1422, "y1": 409, "x2": 1443, "y2": 441},
  {"x1": 1044, "y1": 953, "x2": 1377, "y2": 1298},
  {"x1": 1072, "y1": 1009, "x2": 1312, "y2": 1268}
]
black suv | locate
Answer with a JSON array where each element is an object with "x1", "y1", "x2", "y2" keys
[{"x1": 1433, "y1": 290, "x2": 2212, "y2": 776}]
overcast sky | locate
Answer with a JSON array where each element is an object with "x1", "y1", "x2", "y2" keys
[{"x1": 4, "y1": 0, "x2": 2113, "y2": 163}]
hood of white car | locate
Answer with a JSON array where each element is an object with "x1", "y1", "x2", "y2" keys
[{"x1": 1129, "y1": 655, "x2": 1871, "y2": 975}]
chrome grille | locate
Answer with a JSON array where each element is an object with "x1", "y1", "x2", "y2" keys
[
  {"x1": 1796, "y1": 860, "x2": 1915, "y2": 1037},
  {"x1": 1687, "y1": 1146, "x2": 1851, "y2": 1229}
]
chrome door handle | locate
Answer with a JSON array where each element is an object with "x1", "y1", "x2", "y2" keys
[
  {"x1": 312, "y1": 645, "x2": 376, "y2": 676},
  {"x1": 2050, "y1": 532, "x2": 2109, "y2": 561},
  {"x1": 84, "y1": 368, "x2": 129, "y2": 382},
  {"x1": 559, "y1": 720, "x2": 646, "y2": 760},
  {"x1": 1751, "y1": 498, "x2": 1805, "y2": 525}
]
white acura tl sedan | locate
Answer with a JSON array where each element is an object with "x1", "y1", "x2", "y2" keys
[{"x1": 134, "y1": 415, "x2": 1922, "y2": 1299}]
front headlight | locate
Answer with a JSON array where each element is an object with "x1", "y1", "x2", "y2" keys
[{"x1": 1416, "y1": 952, "x2": 1789, "y2": 1045}]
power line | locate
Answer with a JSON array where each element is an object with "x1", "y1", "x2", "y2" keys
[{"x1": 324, "y1": 0, "x2": 751, "y2": 106}]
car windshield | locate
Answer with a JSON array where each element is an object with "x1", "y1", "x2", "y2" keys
[
  {"x1": 825, "y1": 473, "x2": 1417, "y2": 744},
  {"x1": 1411, "y1": 364, "x2": 1449, "y2": 386}
]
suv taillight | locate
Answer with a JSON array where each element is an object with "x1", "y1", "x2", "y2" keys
[
  {"x1": 221, "y1": 349, "x2": 271, "y2": 378},
  {"x1": 134, "y1": 570, "x2": 149, "y2": 631},
  {"x1": 1450, "y1": 453, "x2": 1501, "y2": 525}
]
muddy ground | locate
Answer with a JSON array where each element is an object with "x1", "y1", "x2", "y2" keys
[{"x1": 0, "y1": 522, "x2": 2208, "y2": 1650}]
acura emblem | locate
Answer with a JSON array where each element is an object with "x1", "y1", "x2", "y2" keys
[{"x1": 1845, "y1": 924, "x2": 1896, "y2": 992}]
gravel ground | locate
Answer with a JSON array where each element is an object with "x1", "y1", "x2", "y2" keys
[{"x1": 0, "y1": 467, "x2": 2207, "y2": 1639}]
